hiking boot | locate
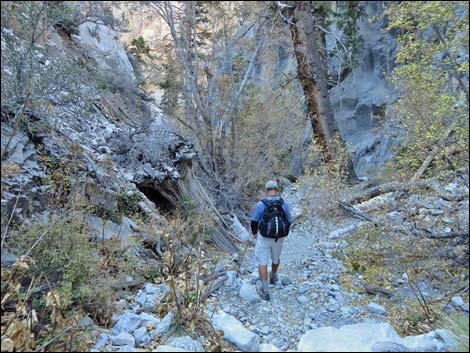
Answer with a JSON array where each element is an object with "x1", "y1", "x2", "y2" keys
[
  {"x1": 256, "y1": 284, "x2": 270, "y2": 301},
  {"x1": 269, "y1": 271, "x2": 278, "y2": 285}
]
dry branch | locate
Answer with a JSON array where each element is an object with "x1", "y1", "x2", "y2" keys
[
  {"x1": 416, "y1": 227, "x2": 469, "y2": 240},
  {"x1": 411, "y1": 123, "x2": 456, "y2": 182}
]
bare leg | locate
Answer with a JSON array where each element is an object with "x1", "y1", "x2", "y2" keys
[
  {"x1": 259, "y1": 265, "x2": 268, "y2": 281},
  {"x1": 257, "y1": 264, "x2": 271, "y2": 300},
  {"x1": 272, "y1": 261, "x2": 280, "y2": 274}
]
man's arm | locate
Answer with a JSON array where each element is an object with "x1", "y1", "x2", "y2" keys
[
  {"x1": 251, "y1": 220, "x2": 259, "y2": 235},
  {"x1": 251, "y1": 201, "x2": 265, "y2": 237},
  {"x1": 283, "y1": 201, "x2": 293, "y2": 235}
]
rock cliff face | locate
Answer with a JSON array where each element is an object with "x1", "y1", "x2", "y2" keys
[
  {"x1": 1, "y1": 17, "x2": 238, "y2": 253},
  {"x1": 329, "y1": 1, "x2": 400, "y2": 177},
  {"x1": 282, "y1": 1, "x2": 401, "y2": 178}
]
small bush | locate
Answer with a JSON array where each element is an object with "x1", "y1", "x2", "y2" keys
[
  {"x1": 90, "y1": 204, "x2": 121, "y2": 223},
  {"x1": 442, "y1": 313, "x2": 469, "y2": 352},
  {"x1": 117, "y1": 192, "x2": 144, "y2": 218},
  {"x1": 10, "y1": 216, "x2": 95, "y2": 292},
  {"x1": 1, "y1": 211, "x2": 140, "y2": 350},
  {"x1": 39, "y1": 155, "x2": 82, "y2": 207},
  {"x1": 149, "y1": 208, "x2": 224, "y2": 350}
]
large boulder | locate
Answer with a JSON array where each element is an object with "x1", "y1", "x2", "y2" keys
[
  {"x1": 211, "y1": 310, "x2": 260, "y2": 352},
  {"x1": 297, "y1": 323, "x2": 456, "y2": 352},
  {"x1": 297, "y1": 323, "x2": 400, "y2": 352},
  {"x1": 231, "y1": 215, "x2": 252, "y2": 243},
  {"x1": 74, "y1": 22, "x2": 135, "y2": 78}
]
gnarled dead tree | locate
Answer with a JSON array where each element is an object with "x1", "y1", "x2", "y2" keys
[{"x1": 109, "y1": 115, "x2": 241, "y2": 253}]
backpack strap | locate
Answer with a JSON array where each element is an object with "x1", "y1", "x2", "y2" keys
[{"x1": 261, "y1": 197, "x2": 284, "y2": 207}]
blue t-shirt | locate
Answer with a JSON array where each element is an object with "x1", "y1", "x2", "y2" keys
[{"x1": 251, "y1": 196, "x2": 293, "y2": 223}]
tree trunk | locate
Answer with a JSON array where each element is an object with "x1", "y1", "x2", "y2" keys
[{"x1": 287, "y1": 1, "x2": 357, "y2": 184}]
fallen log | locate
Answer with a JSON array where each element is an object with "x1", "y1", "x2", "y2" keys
[
  {"x1": 201, "y1": 274, "x2": 228, "y2": 301},
  {"x1": 411, "y1": 123, "x2": 456, "y2": 182},
  {"x1": 338, "y1": 201, "x2": 377, "y2": 224},
  {"x1": 342, "y1": 180, "x2": 468, "y2": 205},
  {"x1": 362, "y1": 283, "x2": 395, "y2": 298}
]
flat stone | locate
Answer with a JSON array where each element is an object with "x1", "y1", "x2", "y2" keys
[
  {"x1": 135, "y1": 285, "x2": 168, "y2": 310},
  {"x1": 297, "y1": 296, "x2": 309, "y2": 304},
  {"x1": 451, "y1": 296, "x2": 465, "y2": 308},
  {"x1": 259, "y1": 343, "x2": 281, "y2": 352},
  {"x1": 298, "y1": 285, "x2": 309, "y2": 294},
  {"x1": 260, "y1": 326, "x2": 271, "y2": 335},
  {"x1": 166, "y1": 336, "x2": 205, "y2": 352},
  {"x1": 367, "y1": 302, "x2": 387, "y2": 315},
  {"x1": 110, "y1": 332, "x2": 135, "y2": 347},
  {"x1": 144, "y1": 283, "x2": 168, "y2": 294},
  {"x1": 297, "y1": 323, "x2": 400, "y2": 352},
  {"x1": 400, "y1": 329, "x2": 457, "y2": 352},
  {"x1": 341, "y1": 306, "x2": 354, "y2": 315},
  {"x1": 111, "y1": 312, "x2": 142, "y2": 334},
  {"x1": 281, "y1": 278, "x2": 292, "y2": 286},
  {"x1": 140, "y1": 312, "x2": 160, "y2": 326}
]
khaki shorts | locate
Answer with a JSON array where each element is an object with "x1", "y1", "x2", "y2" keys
[{"x1": 254, "y1": 234, "x2": 285, "y2": 266}]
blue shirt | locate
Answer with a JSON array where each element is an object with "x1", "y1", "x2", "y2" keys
[{"x1": 251, "y1": 196, "x2": 293, "y2": 223}]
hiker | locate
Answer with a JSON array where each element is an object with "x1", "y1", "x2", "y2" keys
[{"x1": 251, "y1": 180, "x2": 293, "y2": 300}]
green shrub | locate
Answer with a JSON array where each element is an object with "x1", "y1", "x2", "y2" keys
[
  {"x1": 11, "y1": 216, "x2": 95, "y2": 292},
  {"x1": 117, "y1": 192, "x2": 145, "y2": 218},
  {"x1": 90, "y1": 204, "x2": 121, "y2": 223}
]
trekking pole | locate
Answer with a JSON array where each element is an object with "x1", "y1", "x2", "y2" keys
[{"x1": 235, "y1": 240, "x2": 251, "y2": 276}]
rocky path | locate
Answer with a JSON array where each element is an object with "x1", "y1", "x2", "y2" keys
[
  {"x1": 211, "y1": 184, "x2": 381, "y2": 351},
  {"x1": 92, "y1": 183, "x2": 460, "y2": 352}
]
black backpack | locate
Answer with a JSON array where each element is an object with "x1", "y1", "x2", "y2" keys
[{"x1": 259, "y1": 198, "x2": 288, "y2": 240}]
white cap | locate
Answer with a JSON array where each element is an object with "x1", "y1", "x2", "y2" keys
[{"x1": 265, "y1": 180, "x2": 278, "y2": 190}]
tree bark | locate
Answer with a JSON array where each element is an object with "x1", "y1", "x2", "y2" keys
[{"x1": 286, "y1": 1, "x2": 357, "y2": 184}]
